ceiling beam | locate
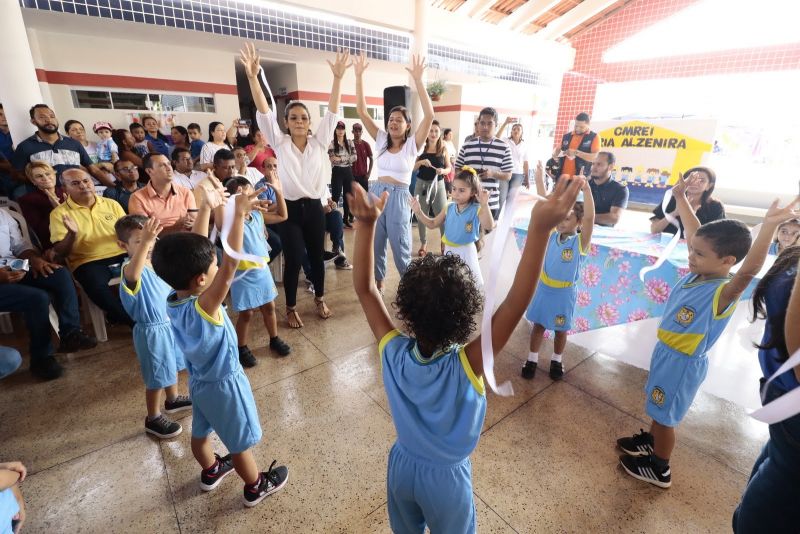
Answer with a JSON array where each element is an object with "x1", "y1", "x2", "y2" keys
[
  {"x1": 536, "y1": 0, "x2": 618, "y2": 39},
  {"x1": 459, "y1": 0, "x2": 496, "y2": 18},
  {"x1": 497, "y1": 0, "x2": 561, "y2": 30}
]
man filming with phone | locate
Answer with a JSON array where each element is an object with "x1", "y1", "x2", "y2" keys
[{"x1": 552, "y1": 112, "x2": 601, "y2": 178}]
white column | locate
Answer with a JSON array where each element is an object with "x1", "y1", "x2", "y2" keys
[
  {"x1": 0, "y1": 2, "x2": 44, "y2": 146},
  {"x1": 409, "y1": 0, "x2": 429, "y2": 131}
]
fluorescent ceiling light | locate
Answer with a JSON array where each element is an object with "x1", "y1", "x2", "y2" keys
[{"x1": 603, "y1": 0, "x2": 800, "y2": 63}]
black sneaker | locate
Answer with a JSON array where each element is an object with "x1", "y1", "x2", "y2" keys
[
  {"x1": 144, "y1": 415, "x2": 182, "y2": 439},
  {"x1": 334, "y1": 256, "x2": 353, "y2": 270},
  {"x1": 269, "y1": 337, "x2": 292, "y2": 357},
  {"x1": 56, "y1": 329, "x2": 98, "y2": 353},
  {"x1": 549, "y1": 360, "x2": 564, "y2": 380},
  {"x1": 323, "y1": 251, "x2": 339, "y2": 263},
  {"x1": 343, "y1": 221, "x2": 353, "y2": 229},
  {"x1": 619, "y1": 454, "x2": 671, "y2": 489},
  {"x1": 164, "y1": 395, "x2": 192, "y2": 414},
  {"x1": 617, "y1": 429, "x2": 654, "y2": 457},
  {"x1": 200, "y1": 454, "x2": 235, "y2": 491},
  {"x1": 239, "y1": 346, "x2": 258, "y2": 368},
  {"x1": 30, "y1": 357, "x2": 63, "y2": 380},
  {"x1": 521, "y1": 361, "x2": 537, "y2": 380},
  {"x1": 243, "y1": 460, "x2": 289, "y2": 508}
]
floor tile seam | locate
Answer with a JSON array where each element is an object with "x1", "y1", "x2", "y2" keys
[
  {"x1": 472, "y1": 490, "x2": 521, "y2": 533},
  {"x1": 158, "y1": 440, "x2": 184, "y2": 534},
  {"x1": 481, "y1": 379, "x2": 561, "y2": 435},
  {"x1": 248, "y1": 359, "x2": 332, "y2": 393},
  {"x1": 22, "y1": 432, "x2": 142, "y2": 478}
]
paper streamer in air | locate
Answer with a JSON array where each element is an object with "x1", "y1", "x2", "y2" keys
[
  {"x1": 214, "y1": 193, "x2": 267, "y2": 282},
  {"x1": 750, "y1": 347, "x2": 800, "y2": 424},
  {"x1": 639, "y1": 188, "x2": 682, "y2": 282},
  {"x1": 258, "y1": 67, "x2": 278, "y2": 115}
]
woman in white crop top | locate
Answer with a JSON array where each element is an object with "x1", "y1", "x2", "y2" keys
[
  {"x1": 353, "y1": 52, "x2": 434, "y2": 290},
  {"x1": 242, "y1": 42, "x2": 350, "y2": 328}
]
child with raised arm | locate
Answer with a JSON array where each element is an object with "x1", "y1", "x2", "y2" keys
[
  {"x1": 349, "y1": 177, "x2": 583, "y2": 533},
  {"x1": 522, "y1": 165, "x2": 595, "y2": 380},
  {"x1": 617, "y1": 172, "x2": 800, "y2": 489},
  {"x1": 410, "y1": 167, "x2": 494, "y2": 286},
  {"x1": 0, "y1": 461, "x2": 26, "y2": 533},
  {"x1": 152, "y1": 189, "x2": 289, "y2": 507},
  {"x1": 221, "y1": 176, "x2": 291, "y2": 368},
  {"x1": 116, "y1": 215, "x2": 192, "y2": 439}
]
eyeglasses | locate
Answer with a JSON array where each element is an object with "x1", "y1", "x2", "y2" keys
[{"x1": 118, "y1": 166, "x2": 137, "y2": 172}]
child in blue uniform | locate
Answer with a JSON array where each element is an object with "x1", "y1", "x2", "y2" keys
[
  {"x1": 222, "y1": 176, "x2": 291, "y2": 367},
  {"x1": 116, "y1": 215, "x2": 192, "y2": 439},
  {"x1": 617, "y1": 172, "x2": 800, "y2": 489},
  {"x1": 152, "y1": 188, "x2": 289, "y2": 507},
  {"x1": 768, "y1": 218, "x2": 800, "y2": 255},
  {"x1": 349, "y1": 177, "x2": 585, "y2": 533},
  {"x1": 411, "y1": 167, "x2": 494, "y2": 287},
  {"x1": 0, "y1": 461, "x2": 25, "y2": 533},
  {"x1": 523, "y1": 170, "x2": 595, "y2": 380}
]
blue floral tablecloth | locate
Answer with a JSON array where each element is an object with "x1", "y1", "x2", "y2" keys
[{"x1": 511, "y1": 224, "x2": 756, "y2": 333}]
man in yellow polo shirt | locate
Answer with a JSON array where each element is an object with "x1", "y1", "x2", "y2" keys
[{"x1": 50, "y1": 168, "x2": 133, "y2": 326}]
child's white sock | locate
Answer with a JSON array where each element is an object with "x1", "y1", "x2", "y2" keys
[
  {"x1": 527, "y1": 352, "x2": 539, "y2": 363},
  {"x1": 552, "y1": 352, "x2": 563, "y2": 363}
]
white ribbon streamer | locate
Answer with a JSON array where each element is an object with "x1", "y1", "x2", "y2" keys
[
  {"x1": 639, "y1": 188, "x2": 682, "y2": 282},
  {"x1": 216, "y1": 194, "x2": 267, "y2": 281},
  {"x1": 480, "y1": 187, "x2": 521, "y2": 397},
  {"x1": 750, "y1": 347, "x2": 800, "y2": 424},
  {"x1": 258, "y1": 67, "x2": 278, "y2": 114}
]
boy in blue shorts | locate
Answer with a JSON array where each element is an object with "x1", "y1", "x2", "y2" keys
[
  {"x1": 116, "y1": 215, "x2": 192, "y2": 439},
  {"x1": 349, "y1": 177, "x2": 584, "y2": 533},
  {"x1": 617, "y1": 172, "x2": 800, "y2": 488},
  {"x1": 152, "y1": 188, "x2": 289, "y2": 507}
]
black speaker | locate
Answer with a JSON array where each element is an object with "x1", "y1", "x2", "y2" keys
[{"x1": 383, "y1": 86, "x2": 411, "y2": 129}]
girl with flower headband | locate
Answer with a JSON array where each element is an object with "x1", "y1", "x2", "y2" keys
[{"x1": 411, "y1": 167, "x2": 494, "y2": 287}]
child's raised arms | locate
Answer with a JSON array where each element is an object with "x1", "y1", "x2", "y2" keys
[
  {"x1": 261, "y1": 176, "x2": 287, "y2": 225},
  {"x1": 478, "y1": 188, "x2": 494, "y2": 232},
  {"x1": 124, "y1": 217, "x2": 162, "y2": 287},
  {"x1": 464, "y1": 177, "x2": 585, "y2": 377},
  {"x1": 349, "y1": 183, "x2": 395, "y2": 341},
  {"x1": 580, "y1": 179, "x2": 595, "y2": 252}
]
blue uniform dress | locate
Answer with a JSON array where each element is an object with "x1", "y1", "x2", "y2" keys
[
  {"x1": 0, "y1": 487, "x2": 18, "y2": 534},
  {"x1": 229, "y1": 210, "x2": 278, "y2": 312},
  {"x1": 167, "y1": 294, "x2": 262, "y2": 453},
  {"x1": 441, "y1": 202, "x2": 483, "y2": 286},
  {"x1": 645, "y1": 274, "x2": 736, "y2": 426},
  {"x1": 120, "y1": 261, "x2": 185, "y2": 390},
  {"x1": 525, "y1": 231, "x2": 584, "y2": 331},
  {"x1": 380, "y1": 329, "x2": 486, "y2": 534},
  {"x1": 768, "y1": 242, "x2": 779, "y2": 255}
]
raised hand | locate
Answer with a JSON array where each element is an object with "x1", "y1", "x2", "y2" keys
[
  {"x1": 479, "y1": 188, "x2": 490, "y2": 206},
  {"x1": 62, "y1": 214, "x2": 79, "y2": 235},
  {"x1": 239, "y1": 42, "x2": 261, "y2": 78},
  {"x1": 353, "y1": 51, "x2": 370, "y2": 77},
  {"x1": 200, "y1": 183, "x2": 228, "y2": 211},
  {"x1": 531, "y1": 177, "x2": 585, "y2": 232},
  {"x1": 405, "y1": 54, "x2": 426, "y2": 81},
  {"x1": 235, "y1": 188, "x2": 271, "y2": 216},
  {"x1": 347, "y1": 182, "x2": 388, "y2": 223},
  {"x1": 764, "y1": 196, "x2": 800, "y2": 225},
  {"x1": 327, "y1": 49, "x2": 352, "y2": 79},
  {"x1": 141, "y1": 217, "x2": 163, "y2": 242},
  {"x1": 671, "y1": 171, "x2": 695, "y2": 197}
]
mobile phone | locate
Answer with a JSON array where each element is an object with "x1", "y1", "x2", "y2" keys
[
  {"x1": 238, "y1": 119, "x2": 251, "y2": 127},
  {"x1": 0, "y1": 258, "x2": 29, "y2": 271}
]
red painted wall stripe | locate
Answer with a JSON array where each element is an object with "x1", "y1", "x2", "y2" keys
[{"x1": 35, "y1": 69, "x2": 239, "y2": 94}]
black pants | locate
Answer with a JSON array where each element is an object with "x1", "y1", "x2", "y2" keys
[
  {"x1": 353, "y1": 175, "x2": 369, "y2": 194},
  {"x1": 73, "y1": 254, "x2": 134, "y2": 326},
  {"x1": 278, "y1": 199, "x2": 326, "y2": 307},
  {"x1": 331, "y1": 166, "x2": 354, "y2": 222},
  {"x1": 266, "y1": 224, "x2": 282, "y2": 262}
]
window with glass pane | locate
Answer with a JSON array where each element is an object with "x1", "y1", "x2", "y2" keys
[
  {"x1": 160, "y1": 94, "x2": 186, "y2": 112},
  {"x1": 72, "y1": 90, "x2": 112, "y2": 109},
  {"x1": 110, "y1": 92, "x2": 149, "y2": 110},
  {"x1": 185, "y1": 96, "x2": 216, "y2": 112}
]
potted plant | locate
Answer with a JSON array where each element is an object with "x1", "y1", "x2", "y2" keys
[{"x1": 426, "y1": 80, "x2": 447, "y2": 101}]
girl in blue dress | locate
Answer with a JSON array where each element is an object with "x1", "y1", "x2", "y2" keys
[
  {"x1": 768, "y1": 218, "x2": 800, "y2": 255},
  {"x1": 523, "y1": 167, "x2": 595, "y2": 380},
  {"x1": 410, "y1": 167, "x2": 494, "y2": 287},
  {"x1": 222, "y1": 176, "x2": 291, "y2": 367}
]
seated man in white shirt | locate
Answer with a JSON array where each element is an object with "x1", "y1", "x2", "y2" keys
[
  {"x1": 0, "y1": 207, "x2": 96, "y2": 380},
  {"x1": 170, "y1": 147, "x2": 207, "y2": 191},
  {"x1": 233, "y1": 146, "x2": 263, "y2": 187}
]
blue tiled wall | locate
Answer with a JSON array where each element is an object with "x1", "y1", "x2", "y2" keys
[{"x1": 20, "y1": 0, "x2": 548, "y2": 86}]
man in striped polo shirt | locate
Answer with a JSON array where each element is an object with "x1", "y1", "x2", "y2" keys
[{"x1": 455, "y1": 107, "x2": 513, "y2": 219}]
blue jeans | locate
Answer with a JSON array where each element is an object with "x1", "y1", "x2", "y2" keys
[
  {"x1": 498, "y1": 173, "x2": 525, "y2": 214},
  {"x1": 302, "y1": 210, "x2": 344, "y2": 277},
  {"x1": 0, "y1": 346, "x2": 22, "y2": 379},
  {"x1": 733, "y1": 382, "x2": 800, "y2": 532},
  {"x1": 371, "y1": 182, "x2": 412, "y2": 282},
  {"x1": 0, "y1": 267, "x2": 81, "y2": 363}
]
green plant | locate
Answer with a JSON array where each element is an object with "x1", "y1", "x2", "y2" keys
[{"x1": 426, "y1": 80, "x2": 447, "y2": 98}]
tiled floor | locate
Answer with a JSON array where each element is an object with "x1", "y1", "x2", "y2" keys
[{"x1": 0, "y1": 226, "x2": 766, "y2": 533}]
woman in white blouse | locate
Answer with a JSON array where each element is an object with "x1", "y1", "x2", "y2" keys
[
  {"x1": 353, "y1": 52, "x2": 434, "y2": 291},
  {"x1": 241, "y1": 42, "x2": 350, "y2": 328},
  {"x1": 497, "y1": 117, "x2": 529, "y2": 212}
]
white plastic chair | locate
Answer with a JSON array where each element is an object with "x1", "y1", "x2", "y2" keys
[
  {"x1": 0, "y1": 197, "x2": 22, "y2": 214},
  {"x1": 75, "y1": 276, "x2": 122, "y2": 344},
  {"x1": 269, "y1": 254, "x2": 284, "y2": 284}
]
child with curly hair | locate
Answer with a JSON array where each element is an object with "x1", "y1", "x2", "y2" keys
[
  {"x1": 349, "y1": 177, "x2": 584, "y2": 533},
  {"x1": 410, "y1": 167, "x2": 494, "y2": 286},
  {"x1": 522, "y1": 164, "x2": 595, "y2": 380}
]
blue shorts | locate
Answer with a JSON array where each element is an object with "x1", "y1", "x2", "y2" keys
[
  {"x1": 525, "y1": 284, "x2": 576, "y2": 331},
  {"x1": 387, "y1": 443, "x2": 476, "y2": 534},
  {"x1": 645, "y1": 344, "x2": 709, "y2": 427},
  {"x1": 230, "y1": 266, "x2": 278, "y2": 312},
  {"x1": 133, "y1": 322, "x2": 185, "y2": 390},
  {"x1": 190, "y1": 370, "x2": 262, "y2": 453}
]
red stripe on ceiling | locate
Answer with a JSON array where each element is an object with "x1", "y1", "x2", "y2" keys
[{"x1": 35, "y1": 69, "x2": 239, "y2": 95}]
